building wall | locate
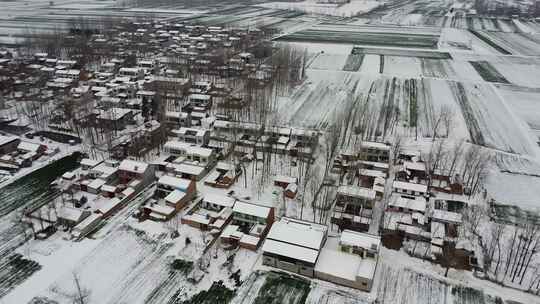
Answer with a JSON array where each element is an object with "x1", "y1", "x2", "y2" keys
[
  {"x1": 0, "y1": 139, "x2": 20, "y2": 155},
  {"x1": 262, "y1": 254, "x2": 315, "y2": 277},
  {"x1": 315, "y1": 271, "x2": 367, "y2": 290}
]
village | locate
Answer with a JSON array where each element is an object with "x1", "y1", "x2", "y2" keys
[{"x1": 0, "y1": 0, "x2": 540, "y2": 302}]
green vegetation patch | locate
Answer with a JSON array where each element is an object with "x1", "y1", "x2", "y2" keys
[
  {"x1": 253, "y1": 271, "x2": 311, "y2": 304},
  {"x1": 469, "y1": 61, "x2": 509, "y2": 84},
  {"x1": 170, "y1": 259, "x2": 194, "y2": 275},
  {"x1": 181, "y1": 281, "x2": 235, "y2": 304}
]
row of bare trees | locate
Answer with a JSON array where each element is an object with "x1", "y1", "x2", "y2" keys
[{"x1": 462, "y1": 205, "x2": 540, "y2": 293}]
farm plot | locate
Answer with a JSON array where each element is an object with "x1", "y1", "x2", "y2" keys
[
  {"x1": 0, "y1": 254, "x2": 41, "y2": 298},
  {"x1": 480, "y1": 18, "x2": 498, "y2": 31},
  {"x1": 440, "y1": 28, "x2": 503, "y2": 55},
  {"x1": 359, "y1": 54, "x2": 381, "y2": 74},
  {"x1": 305, "y1": 282, "x2": 369, "y2": 304},
  {"x1": 232, "y1": 271, "x2": 369, "y2": 304},
  {"x1": 350, "y1": 46, "x2": 451, "y2": 59},
  {"x1": 307, "y1": 53, "x2": 349, "y2": 70},
  {"x1": 468, "y1": 31, "x2": 513, "y2": 55},
  {"x1": 468, "y1": 61, "x2": 509, "y2": 84},
  {"x1": 277, "y1": 24, "x2": 441, "y2": 49},
  {"x1": 363, "y1": 76, "x2": 408, "y2": 139},
  {"x1": 489, "y1": 62, "x2": 540, "y2": 88},
  {"x1": 376, "y1": 263, "x2": 449, "y2": 304},
  {"x1": 383, "y1": 56, "x2": 422, "y2": 78},
  {"x1": 495, "y1": 19, "x2": 516, "y2": 33},
  {"x1": 232, "y1": 271, "x2": 311, "y2": 304},
  {"x1": 275, "y1": 70, "x2": 372, "y2": 128},
  {"x1": 496, "y1": 86, "x2": 540, "y2": 134},
  {"x1": 448, "y1": 81, "x2": 538, "y2": 155},
  {"x1": 494, "y1": 153, "x2": 540, "y2": 177},
  {"x1": 342, "y1": 53, "x2": 365, "y2": 72},
  {"x1": 34, "y1": 227, "x2": 175, "y2": 304},
  {"x1": 257, "y1": 0, "x2": 381, "y2": 17},
  {"x1": 420, "y1": 59, "x2": 455, "y2": 78},
  {"x1": 473, "y1": 31, "x2": 540, "y2": 56},
  {"x1": 377, "y1": 262, "x2": 506, "y2": 304},
  {"x1": 487, "y1": 170, "x2": 540, "y2": 212},
  {"x1": 415, "y1": 79, "x2": 470, "y2": 140}
]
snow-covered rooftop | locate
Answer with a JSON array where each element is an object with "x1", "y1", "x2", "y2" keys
[
  {"x1": 392, "y1": 181, "x2": 428, "y2": 193},
  {"x1": 262, "y1": 239, "x2": 319, "y2": 264},
  {"x1": 203, "y1": 193, "x2": 235, "y2": 208},
  {"x1": 158, "y1": 175, "x2": 191, "y2": 190},
  {"x1": 337, "y1": 185, "x2": 376, "y2": 200},
  {"x1": 340, "y1": 230, "x2": 381, "y2": 251},
  {"x1": 119, "y1": 159, "x2": 148, "y2": 174},
  {"x1": 266, "y1": 217, "x2": 327, "y2": 250},
  {"x1": 232, "y1": 201, "x2": 271, "y2": 219},
  {"x1": 389, "y1": 196, "x2": 427, "y2": 213}
]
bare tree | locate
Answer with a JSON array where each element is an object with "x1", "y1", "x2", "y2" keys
[{"x1": 70, "y1": 272, "x2": 90, "y2": 304}]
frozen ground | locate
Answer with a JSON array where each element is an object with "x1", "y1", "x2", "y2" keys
[{"x1": 258, "y1": 0, "x2": 381, "y2": 17}]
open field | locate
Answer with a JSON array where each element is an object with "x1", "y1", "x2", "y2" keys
[
  {"x1": 277, "y1": 24, "x2": 441, "y2": 49},
  {"x1": 470, "y1": 31, "x2": 540, "y2": 56}
]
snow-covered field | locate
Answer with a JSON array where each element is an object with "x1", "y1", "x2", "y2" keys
[{"x1": 258, "y1": 0, "x2": 381, "y2": 17}]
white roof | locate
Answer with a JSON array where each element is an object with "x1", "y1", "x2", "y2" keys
[
  {"x1": 431, "y1": 221, "x2": 445, "y2": 239},
  {"x1": 356, "y1": 258, "x2": 377, "y2": 279},
  {"x1": 119, "y1": 159, "x2": 148, "y2": 174},
  {"x1": 340, "y1": 230, "x2": 381, "y2": 251},
  {"x1": 431, "y1": 209, "x2": 462, "y2": 224},
  {"x1": 173, "y1": 163, "x2": 205, "y2": 176},
  {"x1": 80, "y1": 158, "x2": 102, "y2": 168},
  {"x1": 389, "y1": 196, "x2": 427, "y2": 212},
  {"x1": 166, "y1": 111, "x2": 187, "y2": 119},
  {"x1": 58, "y1": 206, "x2": 86, "y2": 222},
  {"x1": 315, "y1": 248, "x2": 363, "y2": 281},
  {"x1": 204, "y1": 193, "x2": 235, "y2": 208},
  {"x1": 360, "y1": 160, "x2": 389, "y2": 169},
  {"x1": 88, "y1": 178, "x2": 106, "y2": 190},
  {"x1": 158, "y1": 175, "x2": 192, "y2": 190},
  {"x1": 361, "y1": 141, "x2": 390, "y2": 151},
  {"x1": 359, "y1": 169, "x2": 386, "y2": 178},
  {"x1": 392, "y1": 181, "x2": 428, "y2": 193},
  {"x1": 183, "y1": 213, "x2": 211, "y2": 225},
  {"x1": 101, "y1": 185, "x2": 116, "y2": 193},
  {"x1": 62, "y1": 171, "x2": 76, "y2": 180},
  {"x1": 164, "y1": 140, "x2": 192, "y2": 151},
  {"x1": 216, "y1": 162, "x2": 234, "y2": 171},
  {"x1": 189, "y1": 93, "x2": 211, "y2": 100},
  {"x1": 95, "y1": 108, "x2": 132, "y2": 120},
  {"x1": 72, "y1": 213, "x2": 102, "y2": 233},
  {"x1": 18, "y1": 141, "x2": 41, "y2": 152},
  {"x1": 188, "y1": 146, "x2": 213, "y2": 158},
  {"x1": 274, "y1": 175, "x2": 297, "y2": 184},
  {"x1": 240, "y1": 234, "x2": 260, "y2": 246},
  {"x1": 174, "y1": 127, "x2": 207, "y2": 137},
  {"x1": 337, "y1": 185, "x2": 376, "y2": 200},
  {"x1": 262, "y1": 239, "x2": 319, "y2": 264},
  {"x1": 0, "y1": 135, "x2": 18, "y2": 146},
  {"x1": 119, "y1": 67, "x2": 139, "y2": 73},
  {"x1": 286, "y1": 183, "x2": 297, "y2": 193},
  {"x1": 404, "y1": 161, "x2": 426, "y2": 172},
  {"x1": 165, "y1": 189, "x2": 187, "y2": 204},
  {"x1": 266, "y1": 218, "x2": 326, "y2": 250},
  {"x1": 147, "y1": 203, "x2": 176, "y2": 215},
  {"x1": 92, "y1": 163, "x2": 117, "y2": 177},
  {"x1": 232, "y1": 201, "x2": 271, "y2": 219}
]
